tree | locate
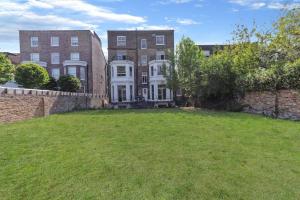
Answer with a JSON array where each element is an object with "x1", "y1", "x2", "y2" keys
[
  {"x1": 15, "y1": 63, "x2": 49, "y2": 88},
  {"x1": 162, "y1": 51, "x2": 179, "y2": 98},
  {"x1": 0, "y1": 53, "x2": 15, "y2": 84},
  {"x1": 268, "y1": 9, "x2": 300, "y2": 65},
  {"x1": 58, "y1": 75, "x2": 80, "y2": 92},
  {"x1": 42, "y1": 76, "x2": 58, "y2": 90},
  {"x1": 175, "y1": 37, "x2": 204, "y2": 105}
]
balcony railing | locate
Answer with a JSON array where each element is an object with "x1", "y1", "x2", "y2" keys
[{"x1": 110, "y1": 55, "x2": 133, "y2": 62}]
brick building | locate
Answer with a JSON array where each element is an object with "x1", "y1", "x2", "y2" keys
[
  {"x1": 107, "y1": 30, "x2": 174, "y2": 107},
  {"x1": 19, "y1": 30, "x2": 107, "y2": 95}
]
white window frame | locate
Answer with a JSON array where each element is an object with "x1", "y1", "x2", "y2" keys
[
  {"x1": 142, "y1": 72, "x2": 148, "y2": 84},
  {"x1": 141, "y1": 39, "x2": 147, "y2": 49},
  {"x1": 68, "y1": 66, "x2": 77, "y2": 77},
  {"x1": 80, "y1": 67, "x2": 85, "y2": 80},
  {"x1": 51, "y1": 36, "x2": 59, "y2": 47},
  {"x1": 156, "y1": 35, "x2": 165, "y2": 45},
  {"x1": 141, "y1": 55, "x2": 147, "y2": 66},
  {"x1": 157, "y1": 65, "x2": 163, "y2": 75},
  {"x1": 117, "y1": 36, "x2": 126, "y2": 46},
  {"x1": 30, "y1": 53, "x2": 39, "y2": 62},
  {"x1": 51, "y1": 53, "x2": 60, "y2": 64},
  {"x1": 30, "y1": 37, "x2": 38, "y2": 47},
  {"x1": 51, "y1": 68, "x2": 60, "y2": 80},
  {"x1": 117, "y1": 66, "x2": 126, "y2": 77},
  {"x1": 71, "y1": 36, "x2": 79, "y2": 46},
  {"x1": 70, "y1": 52, "x2": 80, "y2": 61}
]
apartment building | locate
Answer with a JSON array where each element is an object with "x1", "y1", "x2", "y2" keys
[
  {"x1": 19, "y1": 30, "x2": 107, "y2": 95},
  {"x1": 107, "y1": 30, "x2": 174, "y2": 107}
]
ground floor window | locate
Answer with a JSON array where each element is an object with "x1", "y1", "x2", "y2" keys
[
  {"x1": 80, "y1": 67, "x2": 85, "y2": 80},
  {"x1": 68, "y1": 66, "x2": 77, "y2": 77},
  {"x1": 158, "y1": 84, "x2": 166, "y2": 100},
  {"x1": 118, "y1": 85, "x2": 126, "y2": 102}
]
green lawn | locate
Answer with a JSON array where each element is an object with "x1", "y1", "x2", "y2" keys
[{"x1": 0, "y1": 109, "x2": 300, "y2": 200}]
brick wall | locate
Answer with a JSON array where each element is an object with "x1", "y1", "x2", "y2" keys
[
  {"x1": 0, "y1": 87, "x2": 108, "y2": 123},
  {"x1": 241, "y1": 90, "x2": 300, "y2": 120}
]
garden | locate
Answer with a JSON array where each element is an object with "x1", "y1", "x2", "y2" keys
[{"x1": 1, "y1": 109, "x2": 300, "y2": 199}]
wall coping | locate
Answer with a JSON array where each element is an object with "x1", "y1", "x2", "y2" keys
[{"x1": 0, "y1": 86, "x2": 105, "y2": 98}]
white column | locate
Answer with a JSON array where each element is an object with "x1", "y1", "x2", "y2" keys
[
  {"x1": 126, "y1": 83, "x2": 130, "y2": 102},
  {"x1": 154, "y1": 83, "x2": 158, "y2": 101},
  {"x1": 111, "y1": 85, "x2": 114, "y2": 102},
  {"x1": 114, "y1": 84, "x2": 118, "y2": 102}
]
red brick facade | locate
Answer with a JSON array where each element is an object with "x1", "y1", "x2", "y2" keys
[
  {"x1": 107, "y1": 30, "x2": 174, "y2": 97},
  {"x1": 19, "y1": 30, "x2": 107, "y2": 95}
]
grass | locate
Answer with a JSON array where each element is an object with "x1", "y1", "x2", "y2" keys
[{"x1": 0, "y1": 109, "x2": 300, "y2": 200}]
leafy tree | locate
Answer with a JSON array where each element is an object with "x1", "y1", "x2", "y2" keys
[
  {"x1": 162, "y1": 51, "x2": 179, "y2": 98},
  {"x1": 15, "y1": 63, "x2": 49, "y2": 88},
  {"x1": 58, "y1": 75, "x2": 80, "y2": 92},
  {"x1": 42, "y1": 76, "x2": 58, "y2": 90},
  {"x1": 268, "y1": 9, "x2": 300, "y2": 65},
  {"x1": 175, "y1": 37, "x2": 204, "y2": 104},
  {"x1": 0, "y1": 53, "x2": 15, "y2": 84}
]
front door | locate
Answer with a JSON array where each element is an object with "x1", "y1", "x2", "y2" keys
[{"x1": 118, "y1": 85, "x2": 126, "y2": 102}]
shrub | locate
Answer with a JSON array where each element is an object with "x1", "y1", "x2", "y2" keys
[
  {"x1": 243, "y1": 68, "x2": 277, "y2": 91},
  {"x1": 42, "y1": 77, "x2": 58, "y2": 90},
  {"x1": 15, "y1": 63, "x2": 49, "y2": 88},
  {"x1": 57, "y1": 75, "x2": 80, "y2": 92},
  {"x1": 280, "y1": 59, "x2": 300, "y2": 89},
  {"x1": 0, "y1": 53, "x2": 15, "y2": 84},
  {"x1": 198, "y1": 52, "x2": 237, "y2": 102}
]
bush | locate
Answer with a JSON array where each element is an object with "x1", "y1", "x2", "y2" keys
[
  {"x1": 280, "y1": 59, "x2": 300, "y2": 89},
  {"x1": 198, "y1": 52, "x2": 237, "y2": 103},
  {"x1": 15, "y1": 63, "x2": 49, "y2": 88},
  {"x1": 0, "y1": 53, "x2": 15, "y2": 84},
  {"x1": 57, "y1": 75, "x2": 80, "y2": 92},
  {"x1": 42, "y1": 77, "x2": 58, "y2": 90},
  {"x1": 243, "y1": 59, "x2": 300, "y2": 92},
  {"x1": 243, "y1": 68, "x2": 277, "y2": 91}
]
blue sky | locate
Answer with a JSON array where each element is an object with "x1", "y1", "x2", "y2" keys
[{"x1": 0, "y1": 0, "x2": 299, "y2": 55}]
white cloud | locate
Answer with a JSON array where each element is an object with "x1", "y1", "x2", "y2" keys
[
  {"x1": 176, "y1": 18, "x2": 201, "y2": 25},
  {"x1": 229, "y1": 0, "x2": 300, "y2": 10},
  {"x1": 125, "y1": 24, "x2": 175, "y2": 30},
  {"x1": 158, "y1": 0, "x2": 193, "y2": 4},
  {"x1": 27, "y1": 0, "x2": 146, "y2": 24},
  {"x1": 165, "y1": 17, "x2": 200, "y2": 25}
]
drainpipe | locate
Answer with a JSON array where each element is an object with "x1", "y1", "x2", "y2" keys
[{"x1": 135, "y1": 29, "x2": 138, "y2": 98}]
